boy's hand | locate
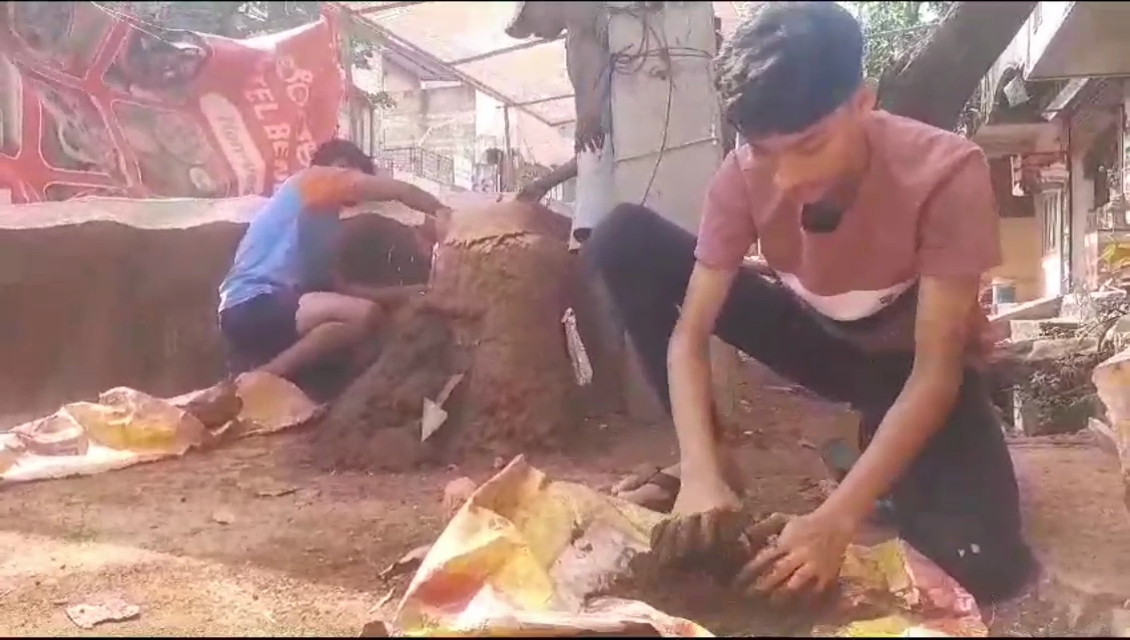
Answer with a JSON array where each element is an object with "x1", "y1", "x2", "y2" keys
[
  {"x1": 650, "y1": 475, "x2": 742, "y2": 566},
  {"x1": 733, "y1": 507, "x2": 855, "y2": 604},
  {"x1": 516, "y1": 183, "x2": 550, "y2": 203},
  {"x1": 434, "y1": 206, "x2": 453, "y2": 239},
  {"x1": 414, "y1": 207, "x2": 452, "y2": 254}
]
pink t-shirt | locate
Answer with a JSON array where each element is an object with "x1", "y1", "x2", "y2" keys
[{"x1": 696, "y1": 110, "x2": 1000, "y2": 352}]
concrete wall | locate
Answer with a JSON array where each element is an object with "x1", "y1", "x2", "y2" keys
[
  {"x1": 609, "y1": 1, "x2": 721, "y2": 232},
  {"x1": 476, "y1": 92, "x2": 574, "y2": 170},
  {"x1": 0, "y1": 196, "x2": 433, "y2": 422},
  {"x1": 379, "y1": 59, "x2": 571, "y2": 185},
  {"x1": 1026, "y1": 1, "x2": 1074, "y2": 77},
  {"x1": 1041, "y1": 253, "x2": 1064, "y2": 297},
  {"x1": 380, "y1": 60, "x2": 476, "y2": 162},
  {"x1": 1069, "y1": 122, "x2": 1096, "y2": 290},
  {"x1": 1028, "y1": 3, "x2": 1130, "y2": 79},
  {"x1": 981, "y1": 9, "x2": 1033, "y2": 108}
]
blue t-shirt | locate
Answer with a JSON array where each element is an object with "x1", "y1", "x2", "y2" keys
[{"x1": 218, "y1": 167, "x2": 361, "y2": 312}]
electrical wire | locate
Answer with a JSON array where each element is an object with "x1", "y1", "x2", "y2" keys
[
  {"x1": 89, "y1": 1, "x2": 180, "y2": 43},
  {"x1": 599, "y1": 2, "x2": 713, "y2": 204}
]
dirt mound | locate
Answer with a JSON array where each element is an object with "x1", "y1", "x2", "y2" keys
[
  {"x1": 311, "y1": 304, "x2": 460, "y2": 469},
  {"x1": 598, "y1": 508, "x2": 842, "y2": 637},
  {"x1": 311, "y1": 201, "x2": 580, "y2": 471}
]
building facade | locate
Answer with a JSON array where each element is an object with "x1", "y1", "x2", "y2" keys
[{"x1": 973, "y1": 2, "x2": 1130, "y2": 304}]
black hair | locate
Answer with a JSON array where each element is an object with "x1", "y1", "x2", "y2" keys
[
  {"x1": 310, "y1": 138, "x2": 375, "y2": 175},
  {"x1": 714, "y1": 2, "x2": 864, "y2": 138}
]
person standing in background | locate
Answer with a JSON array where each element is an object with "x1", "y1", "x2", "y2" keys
[{"x1": 508, "y1": 2, "x2": 614, "y2": 251}]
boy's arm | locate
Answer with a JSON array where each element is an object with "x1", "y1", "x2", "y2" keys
[
  {"x1": 670, "y1": 151, "x2": 759, "y2": 513},
  {"x1": 306, "y1": 168, "x2": 452, "y2": 255},
  {"x1": 351, "y1": 175, "x2": 450, "y2": 219},
  {"x1": 302, "y1": 167, "x2": 452, "y2": 222},
  {"x1": 818, "y1": 149, "x2": 1001, "y2": 527},
  {"x1": 668, "y1": 263, "x2": 740, "y2": 508},
  {"x1": 304, "y1": 168, "x2": 451, "y2": 295},
  {"x1": 350, "y1": 175, "x2": 452, "y2": 248}
]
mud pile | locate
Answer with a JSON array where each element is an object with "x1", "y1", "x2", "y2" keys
[
  {"x1": 598, "y1": 509, "x2": 843, "y2": 637},
  {"x1": 0, "y1": 196, "x2": 428, "y2": 420},
  {"x1": 312, "y1": 200, "x2": 582, "y2": 471}
]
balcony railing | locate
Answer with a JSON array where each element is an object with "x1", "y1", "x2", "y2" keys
[{"x1": 376, "y1": 146, "x2": 456, "y2": 187}]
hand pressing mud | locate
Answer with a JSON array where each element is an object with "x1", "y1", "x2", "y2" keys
[
  {"x1": 650, "y1": 509, "x2": 790, "y2": 586},
  {"x1": 652, "y1": 509, "x2": 852, "y2": 609}
]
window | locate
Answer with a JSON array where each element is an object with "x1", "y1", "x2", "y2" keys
[{"x1": 1040, "y1": 188, "x2": 1064, "y2": 255}]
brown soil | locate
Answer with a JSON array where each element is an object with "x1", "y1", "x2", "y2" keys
[
  {"x1": 1, "y1": 360, "x2": 1127, "y2": 635},
  {"x1": 1, "y1": 221, "x2": 1127, "y2": 640},
  {"x1": 311, "y1": 201, "x2": 581, "y2": 471},
  {"x1": 0, "y1": 359, "x2": 838, "y2": 636},
  {"x1": 309, "y1": 304, "x2": 459, "y2": 471}
]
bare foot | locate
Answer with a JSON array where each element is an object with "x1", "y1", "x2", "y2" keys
[
  {"x1": 612, "y1": 450, "x2": 745, "y2": 513},
  {"x1": 611, "y1": 464, "x2": 681, "y2": 513}
]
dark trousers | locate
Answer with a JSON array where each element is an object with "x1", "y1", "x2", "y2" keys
[{"x1": 582, "y1": 204, "x2": 1036, "y2": 605}]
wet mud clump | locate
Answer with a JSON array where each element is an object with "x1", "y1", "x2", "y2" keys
[
  {"x1": 310, "y1": 201, "x2": 581, "y2": 472},
  {"x1": 597, "y1": 508, "x2": 896, "y2": 636},
  {"x1": 595, "y1": 509, "x2": 828, "y2": 636}
]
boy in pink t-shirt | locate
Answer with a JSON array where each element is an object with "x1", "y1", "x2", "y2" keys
[{"x1": 584, "y1": 2, "x2": 1033, "y2": 605}]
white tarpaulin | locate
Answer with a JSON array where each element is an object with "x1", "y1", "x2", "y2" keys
[{"x1": 329, "y1": 1, "x2": 745, "y2": 129}]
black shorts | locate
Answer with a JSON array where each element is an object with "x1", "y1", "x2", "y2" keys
[{"x1": 219, "y1": 290, "x2": 301, "y2": 375}]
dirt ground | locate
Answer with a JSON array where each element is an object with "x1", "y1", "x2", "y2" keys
[{"x1": 1, "y1": 360, "x2": 1127, "y2": 636}]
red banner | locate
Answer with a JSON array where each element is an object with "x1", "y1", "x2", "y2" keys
[{"x1": 0, "y1": 2, "x2": 344, "y2": 203}]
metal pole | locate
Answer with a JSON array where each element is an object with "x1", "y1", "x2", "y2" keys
[
  {"x1": 502, "y1": 104, "x2": 513, "y2": 191},
  {"x1": 340, "y1": 6, "x2": 356, "y2": 142},
  {"x1": 1064, "y1": 114, "x2": 1073, "y2": 292}
]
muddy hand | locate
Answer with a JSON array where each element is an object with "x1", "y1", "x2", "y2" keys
[
  {"x1": 742, "y1": 512, "x2": 790, "y2": 547},
  {"x1": 731, "y1": 512, "x2": 791, "y2": 586},
  {"x1": 515, "y1": 184, "x2": 549, "y2": 203},
  {"x1": 735, "y1": 510, "x2": 847, "y2": 606},
  {"x1": 650, "y1": 507, "x2": 752, "y2": 577},
  {"x1": 415, "y1": 207, "x2": 453, "y2": 254}
]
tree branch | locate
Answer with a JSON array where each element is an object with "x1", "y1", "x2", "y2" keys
[{"x1": 877, "y1": 2, "x2": 1036, "y2": 130}]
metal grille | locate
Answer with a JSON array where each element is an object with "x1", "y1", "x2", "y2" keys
[
  {"x1": 1041, "y1": 189, "x2": 1064, "y2": 254},
  {"x1": 379, "y1": 146, "x2": 456, "y2": 186}
]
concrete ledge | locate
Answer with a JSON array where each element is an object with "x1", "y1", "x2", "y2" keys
[
  {"x1": 990, "y1": 295, "x2": 1063, "y2": 338},
  {"x1": 0, "y1": 196, "x2": 265, "y2": 230}
]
